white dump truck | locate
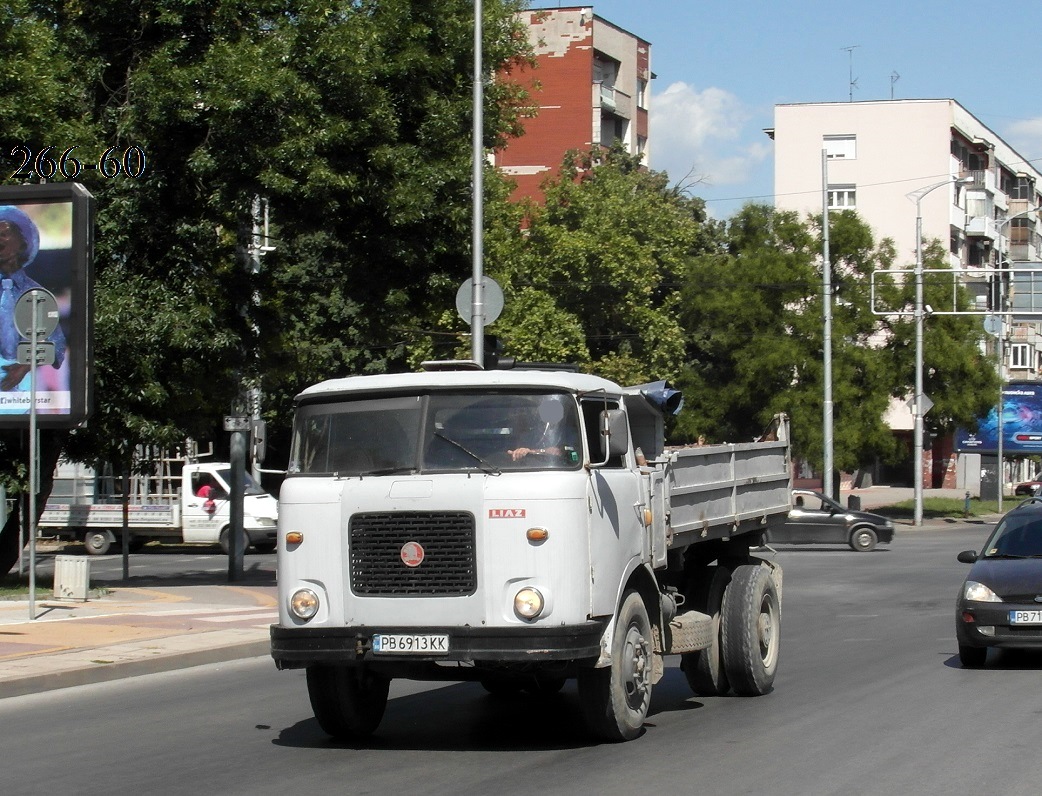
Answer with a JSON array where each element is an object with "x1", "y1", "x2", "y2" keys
[
  {"x1": 40, "y1": 460, "x2": 279, "y2": 555},
  {"x1": 270, "y1": 367, "x2": 791, "y2": 742}
]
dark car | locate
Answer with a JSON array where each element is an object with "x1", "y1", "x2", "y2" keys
[
  {"x1": 766, "y1": 489, "x2": 896, "y2": 552},
  {"x1": 955, "y1": 497, "x2": 1042, "y2": 667}
]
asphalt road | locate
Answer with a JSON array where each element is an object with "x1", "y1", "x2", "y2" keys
[{"x1": 4, "y1": 522, "x2": 1042, "y2": 796}]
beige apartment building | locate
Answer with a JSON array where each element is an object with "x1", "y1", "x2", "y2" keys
[{"x1": 769, "y1": 99, "x2": 1042, "y2": 491}]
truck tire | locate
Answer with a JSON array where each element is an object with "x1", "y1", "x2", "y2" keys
[
  {"x1": 721, "y1": 563, "x2": 780, "y2": 696},
  {"x1": 849, "y1": 527, "x2": 878, "y2": 552},
  {"x1": 577, "y1": 590, "x2": 653, "y2": 742},
  {"x1": 306, "y1": 665, "x2": 390, "y2": 740},
  {"x1": 681, "y1": 565, "x2": 731, "y2": 696},
  {"x1": 83, "y1": 530, "x2": 113, "y2": 556},
  {"x1": 219, "y1": 527, "x2": 250, "y2": 556}
]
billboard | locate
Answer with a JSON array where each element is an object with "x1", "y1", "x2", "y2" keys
[
  {"x1": 0, "y1": 183, "x2": 93, "y2": 428},
  {"x1": 956, "y1": 381, "x2": 1042, "y2": 454}
]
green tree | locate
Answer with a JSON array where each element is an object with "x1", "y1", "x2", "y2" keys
[
  {"x1": 673, "y1": 206, "x2": 908, "y2": 471},
  {"x1": 1, "y1": 0, "x2": 533, "y2": 573},
  {"x1": 0, "y1": 0, "x2": 99, "y2": 573},
  {"x1": 884, "y1": 239, "x2": 1000, "y2": 439},
  {"x1": 478, "y1": 145, "x2": 715, "y2": 384}
]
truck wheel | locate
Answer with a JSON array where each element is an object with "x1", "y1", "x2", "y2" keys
[
  {"x1": 681, "y1": 565, "x2": 731, "y2": 696},
  {"x1": 219, "y1": 527, "x2": 250, "y2": 556},
  {"x1": 849, "y1": 527, "x2": 878, "y2": 552},
  {"x1": 83, "y1": 530, "x2": 112, "y2": 556},
  {"x1": 721, "y1": 563, "x2": 780, "y2": 696},
  {"x1": 577, "y1": 590, "x2": 653, "y2": 742},
  {"x1": 306, "y1": 665, "x2": 390, "y2": 740}
]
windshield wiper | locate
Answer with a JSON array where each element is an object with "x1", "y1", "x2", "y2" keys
[{"x1": 432, "y1": 432, "x2": 501, "y2": 475}]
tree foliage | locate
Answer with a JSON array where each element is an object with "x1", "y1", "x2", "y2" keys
[
  {"x1": 671, "y1": 206, "x2": 996, "y2": 471},
  {"x1": 480, "y1": 145, "x2": 716, "y2": 384},
  {"x1": 0, "y1": 2, "x2": 1004, "y2": 577},
  {"x1": 0, "y1": 0, "x2": 532, "y2": 572}
]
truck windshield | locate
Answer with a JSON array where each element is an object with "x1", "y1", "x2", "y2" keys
[
  {"x1": 214, "y1": 469, "x2": 268, "y2": 496},
  {"x1": 288, "y1": 391, "x2": 583, "y2": 476}
]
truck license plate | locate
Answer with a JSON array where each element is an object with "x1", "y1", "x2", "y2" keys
[
  {"x1": 372, "y1": 633, "x2": 449, "y2": 654},
  {"x1": 1009, "y1": 610, "x2": 1042, "y2": 625}
]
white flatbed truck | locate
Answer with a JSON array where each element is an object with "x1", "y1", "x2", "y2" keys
[
  {"x1": 270, "y1": 368, "x2": 791, "y2": 741},
  {"x1": 40, "y1": 461, "x2": 279, "y2": 555}
]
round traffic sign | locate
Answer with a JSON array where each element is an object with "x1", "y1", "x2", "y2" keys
[
  {"x1": 983, "y1": 314, "x2": 1002, "y2": 338},
  {"x1": 14, "y1": 288, "x2": 59, "y2": 338},
  {"x1": 455, "y1": 277, "x2": 504, "y2": 326}
]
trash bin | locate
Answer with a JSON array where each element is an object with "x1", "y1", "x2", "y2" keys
[
  {"x1": 847, "y1": 495, "x2": 862, "y2": 511},
  {"x1": 53, "y1": 555, "x2": 90, "y2": 601}
]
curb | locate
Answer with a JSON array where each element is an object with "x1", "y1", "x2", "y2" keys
[{"x1": 0, "y1": 636, "x2": 271, "y2": 700}]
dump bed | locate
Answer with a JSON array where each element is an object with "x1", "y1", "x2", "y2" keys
[{"x1": 660, "y1": 422, "x2": 791, "y2": 547}]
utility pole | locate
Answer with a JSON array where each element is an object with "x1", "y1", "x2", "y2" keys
[
  {"x1": 821, "y1": 150, "x2": 834, "y2": 499},
  {"x1": 471, "y1": 0, "x2": 485, "y2": 366},
  {"x1": 247, "y1": 196, "x2": 274, "y2": 481}
]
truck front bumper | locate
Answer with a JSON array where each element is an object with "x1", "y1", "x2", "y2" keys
[{"x1": 270, "y1": 620, "x2": 609, "y2": 671}]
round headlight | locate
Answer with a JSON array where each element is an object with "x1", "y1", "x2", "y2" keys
[
  {"x1": 290, "y1": 588, "x2": 320, "y2": 620},
  {"x1": 514, "y1": 587, "x2": 544, "y2": 620}
]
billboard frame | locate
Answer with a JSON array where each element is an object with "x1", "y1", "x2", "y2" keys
[{"x1": 0, "y1": 183, "x2": 94, "y2": 429}]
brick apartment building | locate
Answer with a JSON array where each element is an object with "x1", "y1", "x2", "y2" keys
[{"x1": 495, "y1": 6, "x2": 651, "y2": 203}]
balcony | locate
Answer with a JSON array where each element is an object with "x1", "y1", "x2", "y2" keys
[
  {"x1": 965, "y1": 214, "x2": 998, "y2": 240},
  {"x1": 967, "y1": 169, "x2": 998, "y2": 193},
  {"x1": 597, "y1": 82, "x2": 632, "y2": 119}
]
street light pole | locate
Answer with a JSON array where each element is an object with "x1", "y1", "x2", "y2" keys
[
  {"x1": 470, "y1": 0, "x2": 485, "y2": 366},
  {"x1": 908, "y1": 176, "x2": 972, "y2": 526},
  {"x1": 821, "y1": 150, "x2": 834, "y2": 499},
  {"x1": 993, "y1": 205, "x2": 1040, "y2": 512},
  {"x1": 913, "y1": 196, "x2": 926, "y2": 527}
]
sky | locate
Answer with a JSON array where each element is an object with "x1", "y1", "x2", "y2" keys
[{"x1": 564, "y1": 0, "x2": 1042, "y2": 219}]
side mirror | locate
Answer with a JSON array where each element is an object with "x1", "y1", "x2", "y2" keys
[
  {"x1": 957, "y1": 550, "x2": 978, "y2": 564},
  {"x1": 592, "y1": 409, "x2": 629, "y2": 466}
]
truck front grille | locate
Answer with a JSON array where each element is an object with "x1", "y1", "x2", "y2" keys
[{"x1": 349, "y1": 511, "x2": 476, "y2": 596}]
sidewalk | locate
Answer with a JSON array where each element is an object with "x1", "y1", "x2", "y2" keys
[
  {"x1": 845, "y1": 485, "x2": 969, "y2": 511},
  {"x1": 0, "y1": 486, "x2": 994, "y2": 700},
  {"x1": 0, "y1": 573, "x2": 276, "y2": 699}
]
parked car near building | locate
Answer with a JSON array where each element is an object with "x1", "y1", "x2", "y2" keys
[
  {"x1": 955, "y1": 497, "x2": 1042, "y2": 668},
  {"x1": 765, "y1": 489, "x2": 896, "y2": 552},
  {"x1": 1013, "y1": 479, "x2": 1042, "y2": 496}
]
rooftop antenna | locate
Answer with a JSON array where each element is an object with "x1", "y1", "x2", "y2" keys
[
  {"x1": 841, "y1": 45, "x2": 859, "y2": 102},
  {"x1": 890, "y1": 71, "x2": 900, "y2": 100}
]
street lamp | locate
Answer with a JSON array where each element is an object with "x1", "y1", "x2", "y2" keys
[
  {"x1": 907, "y1": 175, "x2": 974, "y2": 526},
  {"x1": 993, "y1": 205, "x2": 1041, "y2": 513}
]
